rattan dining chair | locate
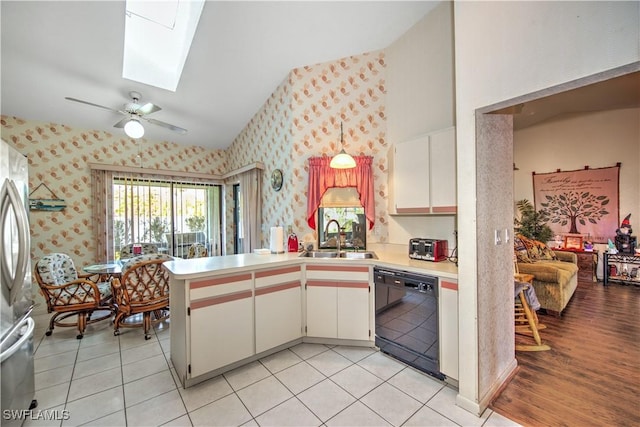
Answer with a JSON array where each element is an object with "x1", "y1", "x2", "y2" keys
[
  {"x1": 34, "y1": 253, "x2": 113, "y2": 339},
  {"x1": 111, "y1": 253, "x2": 172, "y2": 340},
  {"x1": 187, "y1": 242, "x2": 208, "y2": 258}
]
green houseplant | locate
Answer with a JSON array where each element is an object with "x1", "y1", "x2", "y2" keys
[{"x1": 514, "y1": 199, "x2": 553, "y2": 243}]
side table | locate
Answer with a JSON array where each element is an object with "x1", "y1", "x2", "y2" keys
[
  {"x1": 514, "y1": 273, "x2": 550, "y2": 352},
  {"x1": 554, "y1": 248, "x2": 597, "y2": 282}
]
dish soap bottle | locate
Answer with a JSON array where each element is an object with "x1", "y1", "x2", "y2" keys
[{"x1": 287, "y1": 226, "x2": 299, "y2": 252}]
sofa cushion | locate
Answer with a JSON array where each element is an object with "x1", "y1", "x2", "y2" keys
[{"x1": 517, "y1": 259, "x2": 578, "y2": 284}]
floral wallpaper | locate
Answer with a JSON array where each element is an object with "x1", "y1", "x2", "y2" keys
[
  {"x1": 0, "y1": 116, "x2": 226, "y2": 267},
  {"x1": 227, "y1": 50, "x2": 389, "y2": 251},
  {"x1": 1, "y1": 49, "x2": 390, "y2": 262},
  {"x1": 226, "y1": 77, "x2": 294, "y2": 253}
]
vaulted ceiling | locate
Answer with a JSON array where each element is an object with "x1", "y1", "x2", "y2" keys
[
  {"x1": 3, "y1": 2, "x2": 637, "y2": 150},
  {"x1": 1, "y1": 1, "x2": 439, "y2": 150}
]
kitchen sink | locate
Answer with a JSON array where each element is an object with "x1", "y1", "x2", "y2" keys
[
  {"x1": 298, "y1": 251, "x2": 377, "y2": 259},
  {"x1": 339, "y1": 251, "x2": 377, "y2": 259},
  {"x1": 298, "y1": 251, "x2": 340, "y2": 258}
]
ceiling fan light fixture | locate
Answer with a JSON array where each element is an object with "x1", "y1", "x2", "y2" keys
[
  {"x1": 124, "y1": 118, "x2": 145, "y2": 139},
  {"x1": 330, "y1": 122, "x2": 356, "y2": 169}
]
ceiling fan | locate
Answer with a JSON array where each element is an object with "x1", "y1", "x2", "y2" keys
[{"x1": 65, "y1": 91, "x2": 187, "y2": 138}]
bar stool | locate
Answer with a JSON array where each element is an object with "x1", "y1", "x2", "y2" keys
[{"x1": 514, "y1": 273, "x2": 550, "y2": 352}]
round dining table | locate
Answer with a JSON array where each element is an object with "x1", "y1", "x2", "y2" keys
[{"x1": 82, "y1": 262, "x2": 124, "y2": 281}]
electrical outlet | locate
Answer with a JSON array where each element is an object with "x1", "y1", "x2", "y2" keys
[{"x1": 495, "y1": 229, "x2": 502, "y2": 245}]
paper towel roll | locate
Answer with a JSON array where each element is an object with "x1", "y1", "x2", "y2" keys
[{"x1": 270, "y1": 226, "x2": 284, "y2": 253}]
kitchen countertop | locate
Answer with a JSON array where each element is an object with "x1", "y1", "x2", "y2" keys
[{"x1": 163, "y1": 243, "x2": 458, "y2": 281}]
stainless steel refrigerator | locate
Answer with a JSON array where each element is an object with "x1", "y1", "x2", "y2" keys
[{"x1": 1, "y1": 139, "x2": 37, "y2": 425}]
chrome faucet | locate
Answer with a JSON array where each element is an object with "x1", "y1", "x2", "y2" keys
[{"x1": 324, "y1": 219, "x2": 342, "y2": 253}]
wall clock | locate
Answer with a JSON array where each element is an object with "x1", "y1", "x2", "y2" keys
[{"x1": 271, "y1": 169, "x2": 283, "y2": 191}]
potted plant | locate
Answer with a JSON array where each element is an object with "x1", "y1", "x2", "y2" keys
[{"x1": 514, "y1": 199, "x2": 553, "y2": 243}]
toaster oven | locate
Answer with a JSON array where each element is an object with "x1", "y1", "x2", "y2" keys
[{"x1": 409, "y1": 238, "x2": 448, "y2": 262}]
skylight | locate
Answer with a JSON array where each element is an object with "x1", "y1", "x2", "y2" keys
[{"x1": 123, "y1": 0, "x2": 205, "y2": 92}]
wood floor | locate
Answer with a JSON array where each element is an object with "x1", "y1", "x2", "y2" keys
[{"x1": 491, "y1": 280, "x2": 640, "y2": 427}]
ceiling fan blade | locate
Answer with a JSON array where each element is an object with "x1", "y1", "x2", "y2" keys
[
  {"x1": 65, "y1": 97, "x2": 123, "y2": 114},
  {"x1": 135, "y1": 102, "x2": 161, "y2": 115},
  {"x1": 113, "y1": 117, "x2": 130, "y2": 128},
  {"x1": 143, "y1": 117, "x2": 188, "y2": 135}
]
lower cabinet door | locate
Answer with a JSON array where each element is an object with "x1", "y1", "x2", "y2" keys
[
  {"x1": 337, "y1": 285, "x2": 370, "y2": 340},
  {"x1": 255, "y1": 284, "x2": 302, "y2": 353},
  {"x1": 306, "y1": 283, "x2": 337, "y2": 338},
  {"x1": 190, "y1": 293, "x2": 254, "y2": 377}
]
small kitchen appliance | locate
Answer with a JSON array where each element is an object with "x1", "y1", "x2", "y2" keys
[{"x1": 409, "y1": 238, "x2": 448, "y2": 262}]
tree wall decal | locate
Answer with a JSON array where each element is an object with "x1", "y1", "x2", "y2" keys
[{"x1": 540, "y1": 191, "x2": 610, "y2": 234}]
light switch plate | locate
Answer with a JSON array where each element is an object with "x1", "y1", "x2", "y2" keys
[{"x1": 495, "y1": 229, "x2": 502, "y2": 245}]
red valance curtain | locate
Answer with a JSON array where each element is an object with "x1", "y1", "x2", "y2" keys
[{"x1": 306, "y1": 155, "x2": 375, "y2": 230}]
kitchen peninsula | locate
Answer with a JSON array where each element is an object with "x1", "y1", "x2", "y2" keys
[{"x1": 163, "y1": 245, "x2": 458, "y2": 388}]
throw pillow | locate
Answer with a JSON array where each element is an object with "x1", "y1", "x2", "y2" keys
[
  {"x1": 514, "y1": 235, "x2": 532, "y2": 263},
  {"x1": 520, "y1": 235, "x2": 556, "y2": 261},
  {"x1": 535, "y1": 240, "x2": 557, "y2": 260}
]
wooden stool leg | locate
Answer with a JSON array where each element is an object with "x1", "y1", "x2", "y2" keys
[
  {"x1": 515, "y1": 290, "x2": 550, "y2": 352},
  {"x1": 521, "y1": 291, "x2": 542, "y2": 345}
]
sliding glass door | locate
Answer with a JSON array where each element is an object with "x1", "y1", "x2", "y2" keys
[{"x1": 112, "y1": 177, "x2": 222, "y2": 258}]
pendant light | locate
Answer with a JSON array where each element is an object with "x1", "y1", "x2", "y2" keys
[
  {"x1": 330, "y1": 122, "x2": 356, "y2": 169},
  {"x1": 124, "y1": 118, "x2": 145, "y2": 139}
]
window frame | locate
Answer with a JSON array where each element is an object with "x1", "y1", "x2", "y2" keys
[{"x1": 111, "y1": 176, "x2": 223, "y2": 258}]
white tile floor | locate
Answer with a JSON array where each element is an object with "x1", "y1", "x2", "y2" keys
[{"x1": 26, "y1": 311, "x2": 520, "y2": 427}]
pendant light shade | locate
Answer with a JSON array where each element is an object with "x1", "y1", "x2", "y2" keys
[
  {"x1": 330, "y1": 122, "x2": 356, "y2": 169},
  {"x1": 124, "y1": 118, "x2": 145, "y2": 139}
]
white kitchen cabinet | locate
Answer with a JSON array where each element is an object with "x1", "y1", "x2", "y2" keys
[
  {"x1": 180, "y1": 272, "x2": 255, "y2": 379},
  {"x1": 428, "y1": 128, "x2": 457, "y2": 212},
  {"x1": 337, "y1": 285, "x2": 370, "y2": 340},
  {"x1": 254, "y1": 266, "x2": 303, "y2": 353},
  {"x1": 439, "y1": 278, "x2": 458, "y2": 380},
  {"x1": 394, "y1": 135, "x2": 430, "y2": 212},
  {"x1": 306, "y1": 265, "x2": 371, "y2": 341},
  {"x1": 306, "y1": 283, "x2": 338, "y2": 338},
  {"x1": 393, "y1": 126, "x2": 456, "y2": 214}
]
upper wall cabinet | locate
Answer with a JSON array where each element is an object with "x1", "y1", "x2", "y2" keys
[{"x1": 391, "y1": 127, "x2": 457, "y2": 215}]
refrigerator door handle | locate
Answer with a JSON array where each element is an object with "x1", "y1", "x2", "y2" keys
[
  {"x1": 0, "y1": 317, "x2": 34, "y2": 363},
  {"x1": 0, "y1": 306, "x2": 34, "y2": 346},
  {"x1": 1, "y1": 179, "x2": 30, "y2": 304}
]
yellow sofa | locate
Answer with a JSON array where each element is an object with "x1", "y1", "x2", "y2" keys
[{"x1": 517, "y1": 250, "x2": 578, "y2": 316}]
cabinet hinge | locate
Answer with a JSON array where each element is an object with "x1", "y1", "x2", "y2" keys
[
  {"x1": 187, "y1": 307, "x2": 191, "y2": 316},
  {"x1": 188, "y1": 364, "x2": 191, "y2": 374}
]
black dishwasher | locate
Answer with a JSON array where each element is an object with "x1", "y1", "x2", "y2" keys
[{"x1": 374, "y1": 267, "x2": 444, "y2": 380}]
